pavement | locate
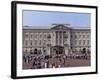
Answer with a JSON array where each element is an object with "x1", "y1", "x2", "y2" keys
[{"x1": 23, "y1": 54, "x2": 90, "y2": 69}]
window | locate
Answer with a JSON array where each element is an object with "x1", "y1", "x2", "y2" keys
[
  {"x1": 24, "y1": 33, "x2": 29, "y2": 39},
  {"x1": 79, "y1": 40, "x2": 81, "y2": 45},
  {"x1": 30, "y1": 34, "x2": 33, "y2": 38},
  {"x1": 25, "y1": 34, "x2": 28, "y2": 38},
  {"x1": 25, "y1": 48, "x2": 27, "y2": 52},
  {"x1": 79, "y1": 35, "x2": 81, "y2": 38},
  {"x1": 75, "y1": 40, "x2": 77, "y2": 45},
  {"x1": 44, "y1": 34, "x2": 46, "y2": 38},
  {"x1": 77, "y1": 32, "x2": 80, "y2": 34},
  {"x1": 64, "y1": 34, "x2": 68, "y2": 38},
  {"x1": 75, "y1": 35, "x2": 77, "y2": 38},
  {"x1": 34, "y1": 40, "x2": 37, "y2": 45},
  {"x1": 35, "y1": 34, "x2": 37, "y2": 38},
  {"x1": 40, "y1": 34, "x2": 42, "y2": 38},
  {"x1": 87, "y1": 40, "x2": 90, "y2": 45},
  {"x1": 83, "y1": 35, "x2": 85, "y2": 38},
  {"x1": 87, "y1": 35, "x2": 90, "y2": 38},
  {"x1": 30, "y1": 40, "x2": 32, "y2": 45},
  {"x1": 29, "y1": 33, "x2": 33, "y2": 38},
  {"x1": 39, "y1": 40, "x2": 41, "y2": 45},
  {"x1": 47, "y1": 34, "x2": 51, "y2": 39},
  {"x1": 71, "y1": 35, "x2": 73, "y2": 38},
  {"x1": 25, "y1": 40, "x2": 28, "y2": 45},
  {"x1": 83, "y1": 40, "x2": 85, "y2": 45},
  {"x1": 43, "y1": 40, "x2": 46, "y2": 45}
]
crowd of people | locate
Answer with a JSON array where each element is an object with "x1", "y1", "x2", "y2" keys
[{"x1": 23, "y1": 52, "x2": 90, "y2": 69}]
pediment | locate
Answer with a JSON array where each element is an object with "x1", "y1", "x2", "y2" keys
[{"x1": 51, "y1": 24, "x2": 70, "y2": 30}]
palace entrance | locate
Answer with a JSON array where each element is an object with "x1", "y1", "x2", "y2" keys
[{"x1": 50, "y1": 45, "x2": 65, "y2": 55}]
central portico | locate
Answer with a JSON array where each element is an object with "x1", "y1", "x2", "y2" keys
[{"x1": 45, "y1": 24, "x2": 71, "y2": 55}]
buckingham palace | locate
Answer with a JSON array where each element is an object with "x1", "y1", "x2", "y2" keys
[{"x1": 23, "y1": 24, "x2": 91, "y2": 55}]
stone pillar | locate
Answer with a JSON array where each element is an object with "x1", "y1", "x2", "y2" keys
[
  {"x1": 65, "y1": 47, "x2": 68, "y2": 55},
  {"x1": 58, "y1": 32, "x2": 59, "y2": 45},
  {"x1": 41, "y1": 48, "x2": 44, "y2": 54},
  {"x1": 52, "y1": 32, "x2": 56, "y2": 46},
  {"x1": 54, "y1": 31, "x2": 57, "y2": 46},
  {"x1": 44, "y1": 63, "x2": 47, "y2": 68},
  {"x1": 62, "y1": 31, "x2": 64, "y2": 46},
  {"x1": 70, "y1": 49, "x2": 73, "y2": 54},
  {"x1": 47, "y1": 47, "x2": 50, "y2": 55}
]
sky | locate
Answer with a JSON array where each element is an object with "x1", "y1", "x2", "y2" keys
[{"x1": 23, "y1": 10, "x2": 91, "y2": 28}]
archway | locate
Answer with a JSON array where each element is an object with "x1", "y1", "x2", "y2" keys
[
  {"x1": 52, "y1": 45, "x2": 65, "y2": 55},
  {"x1": 34, "y1": 48, "x2": 38, "y2": 54},
  {"x1": 82, "y1": 48, "x2": 86, "y2": 54}
]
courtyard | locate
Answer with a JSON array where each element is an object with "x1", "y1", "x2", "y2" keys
[{"x1": 23, "y1": 52, "x2": 90, "y2": 69}]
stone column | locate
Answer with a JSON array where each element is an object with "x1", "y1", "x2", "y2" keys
[
  {"x1": 65, "y1": 47, "x2": 68, "y2": 55},
  {"x1": 62, "y1": 31, "x2": 64, "y2": 46},
  {"x1": 55, "y1": 32, "x2": 56, "y2": 46},
  {"x1": 41, "y1": 48, "x2": 44, "y2": 55},
  {"x1": 58, "y1": 32, "x2": 59, "y2": 45},
  {"x1": 53, "y1": 31, "x2": 56, "y2": 46},
  {"x1": 47, "y1": 47, "x2": 50, "y2": 55}
]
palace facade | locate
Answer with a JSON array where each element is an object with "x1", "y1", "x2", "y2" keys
[{"x1": 23, "y1": 24, "x2": 91, "y2": 55}]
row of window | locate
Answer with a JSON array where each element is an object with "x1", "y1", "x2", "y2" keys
[
  {"x1": 71, "y1": 34, "x2": 90, "y2": 39},
  {"x1": 24, "y1": 40, "x2": 51, "y2": 46},
  {"x1": 24, "y1": 33, "x2": 52, "y2": 39},
  {"x1": 24, "y1": 34, "x2": 69, "y2": 40},
  {"x1": 24, "y1": 34, "x2": 90, "y2": 40},
  {"x1": 71, "y1": 46, "x2": 90, "y2": 48},
  {"x1": 74, "y1": 40, "x2": 90, "y2": 45},
  {"x1": 25, "y1": 34, "x2": 46, "y2": 38},
  {"x1": 72, "y1": 32, "x2": 90, "y2": 34},
  {"x1": 24, "y1": 39, "x2": 90, "y2": 46}
]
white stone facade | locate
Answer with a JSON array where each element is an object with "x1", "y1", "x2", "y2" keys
[{"x1": 23, "y1": 24, "x2": 91, "y2": 55}]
